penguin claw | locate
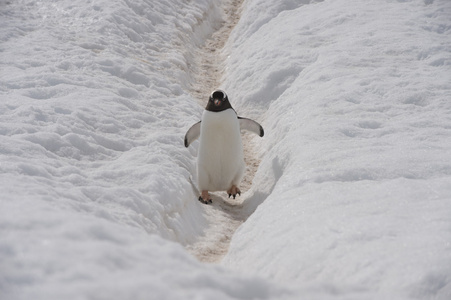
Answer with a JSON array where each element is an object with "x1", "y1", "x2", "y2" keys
[
  {"x1": 198, "y1": 196, "x2": 212, "y2": 204},
  {"x1": 227, "y1": 186, "x2": 241, "y2": 200}
]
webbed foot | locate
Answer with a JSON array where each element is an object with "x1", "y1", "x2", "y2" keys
[
  {"x1": 227, "y1": 185, "x2": 241, "y2": 199},
  {"x1": 199, "y1": 191, "x2": 212, "y2": 204}
]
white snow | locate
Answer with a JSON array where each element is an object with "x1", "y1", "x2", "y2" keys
[
  {"x1": 1, "y1": 0, "x2": 450, "y2": 299},
  {"x1": 222, "y1": 0, "x2": 451, "y2": 299}
]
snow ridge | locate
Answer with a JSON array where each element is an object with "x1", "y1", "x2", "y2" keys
[{"x1": 222, "y1": 0, "x2": 451, "y2": 298}]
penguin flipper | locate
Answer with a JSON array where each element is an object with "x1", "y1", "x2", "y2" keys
[
  {"x1": 238, "y1": 117, "x2": 264, "y2": 137},
  {"x1": 184, "y1": 121, "x2": 201, "y2": 147}
]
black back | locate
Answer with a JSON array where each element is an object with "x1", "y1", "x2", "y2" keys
[{"x1": 205, "y1": 90, "x2": 233, "y2": 112}]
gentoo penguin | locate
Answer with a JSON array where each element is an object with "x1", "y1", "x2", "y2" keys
[{"x1": 184, "y1": 89, "x2": 264, "y2": 204}]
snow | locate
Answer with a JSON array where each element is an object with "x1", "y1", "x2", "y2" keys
[
  {"x1": 1, "y1": 0, "x2": 451, "y2": 299},
  {"x1": 222, "y1": 0, "x2": 451, "y2": 298}
]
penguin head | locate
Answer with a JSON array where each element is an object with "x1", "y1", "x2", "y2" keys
[{"x1": 205, "y1": 89, "x2": 233, "y2": 112}]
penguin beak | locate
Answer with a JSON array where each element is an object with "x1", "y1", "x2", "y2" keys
[{"x1": 214, "y1": 99, "x2": 222, "y2": 106}]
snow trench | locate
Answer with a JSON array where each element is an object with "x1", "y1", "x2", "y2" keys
[
  {"x1": 183, "y1": 0, "x2": 259, "y2": 263},
  {"x1": 1, "y1": 0, "x2": 266, "y2": 279},
  {"x1": 3, "y1": 0, "x2": 451, "y2": 298}
]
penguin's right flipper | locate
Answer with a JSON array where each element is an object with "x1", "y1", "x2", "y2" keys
[
  {"x1": 238, "y1": 117, "x2": 264, "y2": 137},
  {"x1": 184, "y1": 121, "x2": 201, "y2": 147}
]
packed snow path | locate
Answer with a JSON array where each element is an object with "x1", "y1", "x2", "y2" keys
[{"x1": 185, "y1": 0, "x2": 258, "y2": 263}]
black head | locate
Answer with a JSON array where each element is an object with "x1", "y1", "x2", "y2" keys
[{"x1": 205, "y1": 89, "x2": 233, "y2": 112}]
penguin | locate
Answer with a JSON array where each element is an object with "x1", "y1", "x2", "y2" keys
[{"x1": 184, "y1": 89, "x2": 264, "y2": 204}]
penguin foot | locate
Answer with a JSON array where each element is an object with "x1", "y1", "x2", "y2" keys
[
  {"x1": 198, "y1": 196, "x2": 212, "y2": 204},
  {"x1": 199, "y1": 191, "x2": 212, "y2": 204},
  {"x1": 227, "y1": 185, "x2": 241, "y2": 199}
]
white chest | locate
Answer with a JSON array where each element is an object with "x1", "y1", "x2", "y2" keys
[{"x1": 197, "y1": 109, "x2": 245, "y2": 190}]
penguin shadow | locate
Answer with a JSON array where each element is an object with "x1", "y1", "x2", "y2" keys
[
  {"x1": 188, "y1": 175, "x2": 245, "y2": 221},
  {"x1": 207, "y1": 193, "x2": 246, "y2": 222}
]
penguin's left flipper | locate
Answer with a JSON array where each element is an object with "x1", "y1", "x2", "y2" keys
[
  {"x1": 238, "y1": 117, "x2": 264, "y2": 137},
  {"x1": 184, "y1": 121, "x2": 201, "y2": 147}
]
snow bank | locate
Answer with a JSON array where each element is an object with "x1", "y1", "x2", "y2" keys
[
  {"x1": 0, "y1": 0, "x2": 293, "y2": 299},
  {"x1": 2, "y1": 0, "x2": 451, "y2": 298},
  {"x1": 222, "y1": 0, "x2": 451, "y2": 298},
  {"x1": 0, "y1": 0, "x2": 221, "y2": 242}
]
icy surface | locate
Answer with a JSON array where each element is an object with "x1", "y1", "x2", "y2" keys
[{"x1": 1, "y1": 0, "x2": 451, "y2": 299}]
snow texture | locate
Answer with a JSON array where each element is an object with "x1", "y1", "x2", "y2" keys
[
  {"x1": 222, "y1": 0, "x2": 451, "y2": 299},
  {"x1": 1, "y1": 0, "x2": 451, "y2": 299}
]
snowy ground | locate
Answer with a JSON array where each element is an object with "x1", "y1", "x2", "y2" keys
[
  {"x1": 1, "y1": 0, "x2": 451, "y2": 299},
  {"x1": 221, "y1": 0, "x2": 451, "y2": 298}
]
